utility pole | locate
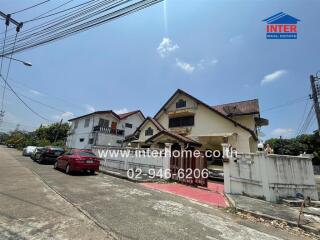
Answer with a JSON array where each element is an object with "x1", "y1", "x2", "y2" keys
[
  {"x1": 54, "y1": 119, "x2": 63, "y2": 143},
  {"x1": 0, "y1": 11, "x2": 23, "y2": 125},
  {"x1": 310, "y1": 74, "x2": 320, "y2": 135}
]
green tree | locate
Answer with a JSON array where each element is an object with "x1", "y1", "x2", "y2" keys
[{"x1": 265, "y1": 133, "x2": 320, "y2": 165}]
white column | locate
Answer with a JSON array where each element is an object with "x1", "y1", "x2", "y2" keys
[
  {"x1": 163, "y1": 143, "x2": 172, "y2": 175},
  {"x1": 222, "y1": 143, "x2": 231, "y2": 193}
]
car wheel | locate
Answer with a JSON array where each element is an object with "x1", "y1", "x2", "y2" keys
[
  {"x1": 53, "y1": 161, "x2": 58, "y2": 170},
  {"x1": 65, "y1": 164, "x2": 71, "y2": 174},
  {"x1": 90, "y1": 170, "x2": 95, "y2": 175},
  {"x1": 38, "y1": 158, "x2": 43, "y2": 164}
]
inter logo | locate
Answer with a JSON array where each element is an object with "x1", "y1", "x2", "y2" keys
[{"x1": 263, "y1": 12, "x2": 300, "y2": 39}]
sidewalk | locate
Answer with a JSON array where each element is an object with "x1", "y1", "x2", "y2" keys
[
  {"x1": 142, "y1": 182, "x2": 228, "y2": 208},
  {"x1": 0, "y1": 148, "x2": 112, "y2": 239},
  {"x1": 227, "y1": 194, "x2": 320, "y2": 234}
]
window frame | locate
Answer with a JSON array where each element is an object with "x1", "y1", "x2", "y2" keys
[
  {"x1": 169, "y1": 115, "x2": 195, "y2": 128},
  {"x1": 98, "y1": 118, "x2": 109, "y2": 128},
  {"x1": 84, "y1": 118, "x2": 90, "y2": 128},
  {"x1": 176, "y1": 99, "x2": 187, "y2": 109},
  {"x1": 125, "y1": 123, "x2": 133, "y2": 128},
  {"x1": 145, "y1": 127, "x2": 154, "y2": 136}
]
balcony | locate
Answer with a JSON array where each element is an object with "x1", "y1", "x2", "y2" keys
[{"x1": 93, "y1": 126, "x2": 125, "y2": 136}]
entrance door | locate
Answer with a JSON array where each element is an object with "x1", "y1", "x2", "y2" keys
[
  {"x1": 170, "y1": 144, "x2": 208, "y2": 187},
  {"x1": 111, "y1": 122, "x2": 117, "y2": 134}
]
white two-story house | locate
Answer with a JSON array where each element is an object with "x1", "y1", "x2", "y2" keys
[{"x1": 66, "y1": 110, "x2": 145, "y2": 149}]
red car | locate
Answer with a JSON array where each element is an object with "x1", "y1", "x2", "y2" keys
[{"x1": 54, "y1": 149, "x2": 100, "y2": 175}]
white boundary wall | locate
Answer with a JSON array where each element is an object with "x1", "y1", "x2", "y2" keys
[
  {"x1": 92, "y1": 146, "x2": 170, "y2": 178},
  {"x1": 223, "y1": 151, "x2": 319, "y2": 202}
]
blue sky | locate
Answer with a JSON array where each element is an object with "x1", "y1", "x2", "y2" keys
[{"x1": 0, "y1": 0, "x2": 319, "y2": 139}]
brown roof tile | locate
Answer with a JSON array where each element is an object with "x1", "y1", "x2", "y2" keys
[{"x1": 212, "y1": 99, "x2": 259, "y2": 116}]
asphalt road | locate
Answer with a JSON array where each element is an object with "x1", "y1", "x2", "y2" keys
[{"x1": 0, "y1": 146, "x2": 315, "y2": 240}]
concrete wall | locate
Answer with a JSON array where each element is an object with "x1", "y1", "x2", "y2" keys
[
  {"x1": 224, "y1": 152, "x2": 319, "y2": 202},
  {"x1": 92, "y1": 146, "x2": 170, "y2": 178}
]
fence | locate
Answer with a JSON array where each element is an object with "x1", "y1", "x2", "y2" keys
[
  {"x1": 223, "y1": 152, "x2": 319, "y2": 202},
  {"x1": 314, "y1": 165, "x2": 320, "y2": 175},
  {"x1": 92, "y1": 146, "x2": 170, "y2": 178}
]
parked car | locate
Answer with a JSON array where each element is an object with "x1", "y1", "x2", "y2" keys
[
  {"x1": 31, "y1": 147, "x2": 44, "y2": 160},
  {"x1": 54, "y1": 149, "x2": 100, "y2": 175},
  {"x1": 22, "y1": 146, "x2": 37, "y2": 156},
  {"x1": 6, "y1": 143, "x2": 15, "y2": 148},
  {"x1": 34, "y1": 147, "x2": 65, "y2": 164}
]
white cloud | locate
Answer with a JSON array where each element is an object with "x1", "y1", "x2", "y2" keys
[
  {"x1": 176, "y1": 58, "x2": 195, "y2": 74},
  {"x1": 271, "y1": 128, "x2": 294, "y2": 137},
  {"x1": 229, "y1": 35, "x2": 244, "y2": 44},
  {"x1": 29, "y1": 89, "x2": 43, "y2": 96},
  {"x1": 114, "y1": 108, "x2": 129, "y2": 114},
  {"x1": 261, "y1": 70, "x2": 287, "y2": 85},
  {"x1": 157, "y1": 37, "x2": 179, "y2": 58},
  {"x1": 85, "y1": 104, "x2": 95, "y2": 113},
  {"x1": 197, "y1": 58, "x2": 218, "y2": 70},
  {"x1": 53, "y1": 111, "x2": 74, "y2": 122}
]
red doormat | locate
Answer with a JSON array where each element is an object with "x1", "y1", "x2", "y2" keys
[{"x1": 141, "y1": 182, "x2": 227, "y2": 208}]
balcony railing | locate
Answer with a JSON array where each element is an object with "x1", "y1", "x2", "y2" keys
[{"x1": 93, "y1": 125, "x2": 125, "y2": 136}]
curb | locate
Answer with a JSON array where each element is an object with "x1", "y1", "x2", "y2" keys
[
  {"x1": 226, "y1": 194, "x2": 319, "y2": 235},
  {"x1": 99, "y1": 169, "x2": 164, "y2": 183}
]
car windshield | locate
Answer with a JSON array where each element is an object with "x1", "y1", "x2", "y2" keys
[
  {"x1": 78, "y1": 151, "x2": 96, "y2": 157},
  {"x1": 49, "y1": 148, "x2": 64, "y2": 152}
]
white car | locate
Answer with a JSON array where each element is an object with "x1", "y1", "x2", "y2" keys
[{"x1": 22, "y1": 146, "x2": 37, "y2": 157}]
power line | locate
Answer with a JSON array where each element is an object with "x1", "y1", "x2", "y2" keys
[
  {"x1": 8, "y1": 79, "x2": 88, "y2": 112},
  {"x1": 0, "y1": 31, "x2": 19, "y2": 115},
  {"x1": 0, "y1": 0, "x2": 163, "y2": 56},
  {"x1": 0, "y1": 75, "x2": 52, "y2": 122},
  {"x1": 10, "y1": 0, "x2": 51, "y2": 15},
  {"x1": 298, "y1": 105, "x2": 314, "y2": 135},
  {"x1": 261, "y1": 96, "x2": 309, "y2": 112},
  {"x1": 296, "y1": 99, "x2": 310, "y2": 133}
]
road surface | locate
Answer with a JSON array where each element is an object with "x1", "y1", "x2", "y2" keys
[{"x1": 0, "y1": 146, "x2": 315, "y2": 240}]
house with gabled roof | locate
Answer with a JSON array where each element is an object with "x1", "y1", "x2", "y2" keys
[
  {"x1": 66, "y1": 110, "x2": 145, "y2": 149},
  {"x1": 125, "y1": 89, "x2": 268, "y2": 153}
]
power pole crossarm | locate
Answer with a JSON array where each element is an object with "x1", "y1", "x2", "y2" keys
[
  {"x1": 310, "y1": 75, "x2": 320, "y2": 135},
  {"x1": 0, "y1": 11, "x2": 23, "y2": 31}
]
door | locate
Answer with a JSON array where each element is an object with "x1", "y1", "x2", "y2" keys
[
  {"x1": 170, "y1": 145, "x2": 208, "y2": 187},
  {"x1": 111, "y1": 122, "x2": 117, "y2": 134}
]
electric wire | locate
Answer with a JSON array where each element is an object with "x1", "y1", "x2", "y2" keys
[
  {"x1": 0, "y1": 75, "x2": 52, "y2": 122},
  {"x1": 0, "y1": 0, "x2": 162, "y2": 56},
  {"x1": 10, "y1": 0, "x2": 51, "y2": 15},
  {"x1": 0, "y1": 31, "x2": 18, "y2": 114}
]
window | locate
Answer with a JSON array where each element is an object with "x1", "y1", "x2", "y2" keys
[
  {"x1": 98, "y1": 118, "x2": 109, "y2": 128},
  {"x1": 125, "y1": 123, "x2": 133, "y2": 128},
  {"x1": 145, "y1": 127, "x2": 154, "y2": 136},
  {"x1": 176, "y1": 99, "x2": 186, "y2": 108},
  {"x1": 169, "y1": 116, "x2": 194, "y2": 128},
  {"x1": 79, "y1": 138, "x2": 85, "y2": 142},
  {"x1": 78, "y1": 151, "x2": 96, "y2": 157},
  {"x1": 74, "y1": 120, "x2": 79, "y2": 129},
  {"x1": 84, "y1": 118, "x2": 90, "y2": 128},
  {"x1": 88, "y1": 138, "x2": 94, "y2": 144}
]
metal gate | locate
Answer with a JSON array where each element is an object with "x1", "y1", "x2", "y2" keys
[{"x1": 170, "y1": 152, "x2": 208, "y2": 187}]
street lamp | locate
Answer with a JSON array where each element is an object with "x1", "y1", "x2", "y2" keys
[{"x1": 3, "y1": 56, "x2": 32, "y2": 67}]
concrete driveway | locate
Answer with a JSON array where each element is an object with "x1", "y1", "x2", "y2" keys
[{"x1": 0, "y1": 146, "x2": 316, "y2": 240}]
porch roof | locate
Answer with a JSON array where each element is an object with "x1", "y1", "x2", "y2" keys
[
  {"x1": 146, "y1": 130, "x2": 202, "y2": 147},
  {"x1": 195, "y1": 132, "x2": 237, "y2": 138}
]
